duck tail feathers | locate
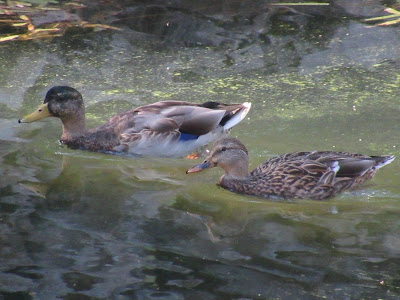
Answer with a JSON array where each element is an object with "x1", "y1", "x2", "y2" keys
[
  {"x1": 223, "y1": 102, "x2": 251, "y2": 130},
  {"x1": 373, "y1": 155, "x2": 395, "y2": 170}
]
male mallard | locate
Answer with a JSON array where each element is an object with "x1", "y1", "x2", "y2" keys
[
  {"x1": 187, "y1": 137, "x2": 395, "y2": 200},
  {"x1": 19, "y1": 86, "x2": 251, "y2": 157}
]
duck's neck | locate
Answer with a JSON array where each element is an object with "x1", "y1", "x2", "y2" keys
[
  {"x1": 216, "y1": 152, "x2": 251, "y2": 194},
  {"x1": 60, "y1": 112, "x2": 86, "y2": 143},
  {"x1": 218, "y1": 172, "x2": 251, "y2": 195},
  {"x1": 221, "y1": 155, "x2": 250, "y2": 180}
]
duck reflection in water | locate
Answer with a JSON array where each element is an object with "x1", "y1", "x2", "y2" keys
[{"x1": 19, "y1": 154, "x2": 137, "y2": 229}]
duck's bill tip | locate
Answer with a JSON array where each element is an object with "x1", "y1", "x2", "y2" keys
[
  {"x1": 18, "y1": 117, "x2": 29, "y2": 123},
  {"x1": 18, "y1": 116, "x2": 36, "y2": 123},
  {"x1": 186, "y1": 162, "x2": 211, "y2": 174}
]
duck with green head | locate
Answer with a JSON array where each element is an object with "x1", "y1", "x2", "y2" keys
[{"x1": 19, "y1": 86, "x2": 251, "y2": 157}]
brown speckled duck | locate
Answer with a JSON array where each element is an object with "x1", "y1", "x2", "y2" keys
[
  {"x1": 19, "y1": 86, "x2": 251, "y2": 157},
  {"x1": 187, "y1": 137, "x2": 395, "y2": 200}
]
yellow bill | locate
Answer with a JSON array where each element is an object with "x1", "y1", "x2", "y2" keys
[{"x1": 18, "y1": 103, "x2": 52, "y2": 123}]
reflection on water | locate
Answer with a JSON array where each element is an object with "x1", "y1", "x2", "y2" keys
[
  {"x1": 1, "y1": 3, "x2": 400, "y2": 299},
  {"x1": 2, "y1": 120, "x2": 399, "y2": 299}
]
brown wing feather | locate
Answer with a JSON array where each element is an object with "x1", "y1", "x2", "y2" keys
[
  {"x1": 241, "y1": 150, "x2": 393, "y2": 199},
  {"x1": 91, "y1": 100, "x2": 245, "y2": 138},
  {"x1": 161, "y1": 105, "x2": 226, "y2": 135}
]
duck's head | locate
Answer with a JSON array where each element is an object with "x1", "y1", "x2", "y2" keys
[
  {"x1": 186, "y1": 137, "x2": 249, "y2": 178},
  {"x1": 19, "y1": 86, "x2": 84, "y2": 123}
]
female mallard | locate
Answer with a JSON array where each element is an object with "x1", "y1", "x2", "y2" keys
[
  {"x1": 19, "y1": 86, "x2": 251, "y2": 157},
  {"x1": 187, "y1": 137, "x2": 395, "y2": 200}
]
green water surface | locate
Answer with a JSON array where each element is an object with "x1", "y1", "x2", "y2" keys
[{"x1": 0, "y1": 24, "x2": 399, "y2": 299}]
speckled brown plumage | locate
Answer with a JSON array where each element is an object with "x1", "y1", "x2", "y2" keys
[
  {"x1": 187, "y1": 137, "x2": 395, "y2": 200},
  {"x1": 19, "y1": 86, "x2": 251, "y2": 157}
]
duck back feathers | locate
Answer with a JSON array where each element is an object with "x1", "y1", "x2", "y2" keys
[{"x1": 247, "y1": 150, "x2": 395, "y2": 199}]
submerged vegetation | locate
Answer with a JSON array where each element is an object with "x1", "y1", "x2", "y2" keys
[
  {"x1": 1, "y1": 0, "x2": 400, "y2": 44},
  {"x1": 0, "y1": 0, "x2": 119, "y2": 42},
  {"x1": 364, "y1": 7, "x2": 400, "y2": 26}
]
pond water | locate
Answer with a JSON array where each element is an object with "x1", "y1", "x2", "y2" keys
[{"x1": 1, "y1": 3, "x2": 400, "y2": 299}]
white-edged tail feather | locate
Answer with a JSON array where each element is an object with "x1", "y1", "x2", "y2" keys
[
  {"x1": 375, "y1": 155, "x2": 395, "y2": 169},
  {"x1": 223, "y1": 102, "x2": 252, "y2": 130}
]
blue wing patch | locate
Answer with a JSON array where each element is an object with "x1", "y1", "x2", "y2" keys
[{"x1": 179, "y1": 133, "x2": 199, "y2": 141}]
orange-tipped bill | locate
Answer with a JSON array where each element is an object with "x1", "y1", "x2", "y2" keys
[
  {"x1": 19, "y1": 103, "x2": 51, "y2": 123},
  {"x1": 186, "y1": 161, "x2": 211, "y2": 174}
]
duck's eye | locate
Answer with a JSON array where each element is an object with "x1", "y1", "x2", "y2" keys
[
  {"x1": 38, "y1": 109, "x2": 42, "y2": 112},
  {"x1": 221, "y1": 147, "x2": 227, "y2": 152}
]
